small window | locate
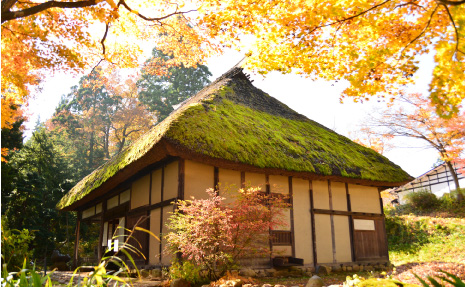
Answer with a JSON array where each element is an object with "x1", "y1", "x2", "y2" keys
[{"x1": 271, "y1": 231, "x2": 292, "y2": 245}]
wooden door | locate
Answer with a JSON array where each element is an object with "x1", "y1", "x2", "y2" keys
[
  {"x1": 352, "y1": 217, "x2": 388, "y2": 261},
  {"x1": 126, "y1": 214, "x2": 149, "y2": 266}
]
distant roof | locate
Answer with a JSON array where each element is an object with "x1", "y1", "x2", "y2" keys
[
  {"x1": 57, "y1": 66, "x2": 412, "y2": 210},
  {"x1": 393, "y1": 161, "x2": 463, "y2": 192}
]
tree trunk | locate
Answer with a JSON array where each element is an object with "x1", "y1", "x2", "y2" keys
[{"x1": 445, "y1": 161, "x2": 463, "y2": 202}]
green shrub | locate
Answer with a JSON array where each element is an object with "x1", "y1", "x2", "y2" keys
[
  {"x1": 384, "y1": 215, "x2": 430, "y2": 251},
  {"x1": 404, "y1": 189, "x2": 440, "y2": 212},
  {"x1": 169, "y1": 260, "x2": 207, "y2": 286},
  {"x1": 1, "y1": 260, "x2": 53, "y2": 287},
  {"x1": 1, "y1": 218, "x2": 35, "y2": 272}
]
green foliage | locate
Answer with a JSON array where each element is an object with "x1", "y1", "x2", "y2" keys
[
  {"x1": 1, "y1": 225, "x2": 159, "y2": 286},
  {"x1": 386, "y1": 213, "x2": 465, "y2": 264},
  {"x1": 415, "y1": 271, "x2": 465, "y2": 287},
  {"x1": 169, "y1": 260, "x2": 206, "y2": 286},
  {"x1": 1, "y1": 219, "x2": 35, "y2": 272},
  {"x1": 138, "y1": 48, "x2": 212, "y2": 123},
  {"x1": 1, "y1": 127, "x2": 76, "y2": 261},
  {"x1": 1, "y1": 260, "x2": 54, "y2": 287},
  {"x1": 404, "y1": 190, "x2": 440, "y2": 212}
]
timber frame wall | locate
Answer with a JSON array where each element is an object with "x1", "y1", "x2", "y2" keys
[{"x1": 73, "y1": 157, "x2": 389, "y2": 268}]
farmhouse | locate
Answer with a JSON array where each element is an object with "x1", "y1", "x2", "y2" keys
[
  {"x1": 394, "y1": 162, "x2": 464, "y2": 204},
  {"x1": 58, "y1": 65, "x2": 412, "y2": 270}
]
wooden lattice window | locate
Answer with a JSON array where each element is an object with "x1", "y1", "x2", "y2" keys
[{"x1": 271, "y1": 231, "x2": 292, "y2": 245}]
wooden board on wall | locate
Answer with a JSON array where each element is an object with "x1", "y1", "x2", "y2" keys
[
  {"x1": 126, "y1": 213, "x2": 149, "y2": 265},
  {"x1": 352, "y1": 216, "x2": 388, "y2": 261}
]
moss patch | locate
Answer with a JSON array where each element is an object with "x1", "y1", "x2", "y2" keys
[
  {"x1": 58, "y1": 68, "x2": 411, "y2": 210},
  {"x1": 166, "y1": 81, "x2": 410, "y2": 183}
]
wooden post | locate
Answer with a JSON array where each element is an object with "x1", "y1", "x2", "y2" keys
[
  {"x1": 214, "y1": 167, "x2": 219, "y2": 192},
  {"x1": 98, "y1": 202, "x2": 106, "y2": 261},
  {"x1": 309, "y1": 180, "x2": 317, "y2": 267},
  {"x1": 73, "y1": 211, "x2": 81, "y2": 269},
  {"x1": 160, "y1": 166, "x2": 165, "y2": 263},
  {"x1": 289, "y1": 176, "x2": 296, "y2": 257},
  {"x1": 379, "y1": 188, "x2": 390, "y2": 260},
  {"x1": 328, "y1": 180, "x2": 336, "y2": 263},
  {"x1": 346, "y1": 183, "x2": 355, "y2": 262}
]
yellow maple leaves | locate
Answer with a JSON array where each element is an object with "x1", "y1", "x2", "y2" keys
[{"x1": 1, "y1": 0, "x2": 464, "y2": 136}]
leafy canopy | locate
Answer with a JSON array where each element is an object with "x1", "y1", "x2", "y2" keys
[
  {"x1": 137, "y1": 48, "x2": 212, "y2": 123},
  {"x1": 1, "y1": 0, "x2": 464, "y2": 131}
]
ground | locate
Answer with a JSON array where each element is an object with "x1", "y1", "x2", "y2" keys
[{"x1": 49, "y1": 261, "x2": 465, "y2": 286}]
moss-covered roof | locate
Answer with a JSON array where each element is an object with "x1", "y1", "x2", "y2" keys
[{"x1": 58, "y1": 67, "x2": 412, "y2": 210}]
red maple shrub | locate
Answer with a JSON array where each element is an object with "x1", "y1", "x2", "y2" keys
[{"x1": 165, "y1": 186, "x2": 289, "y2": 280}]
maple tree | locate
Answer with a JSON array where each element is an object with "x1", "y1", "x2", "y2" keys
[
  {"x1": 2, "y1": 0, "x2": 464, "y2": 131},
  {"x1": 350, "y1": 127, "x2": 394, "y2": 155},
  {"x1": 202, "y1": 0, "x2": 465, "y2": 118},
  {"x1": 363, "y1": 93, "x2": 465, "y2": 200},
  {"x1": 1, "y1": 0, "x2": 215, "y2": 134},
  {"x1": 1, "y1": 1, "x2": 463, "y2": 164},
  {"x1": 166, "y1": 187, "x2": 289, "y2": 280},
  {"x1": 106, "y1": 75, "x2": 157, "y2": 154}
]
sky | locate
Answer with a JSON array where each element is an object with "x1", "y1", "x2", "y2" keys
[{"x1": 25, "y1": 50, "x2": 440, "y2": 178}]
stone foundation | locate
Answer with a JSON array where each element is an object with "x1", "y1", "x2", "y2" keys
[{"x1": 133, "y1": 261, "x2": 392, "y2": 280}]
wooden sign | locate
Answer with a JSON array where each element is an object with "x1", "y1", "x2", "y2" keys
[{"x1": 354, "y1": 219, "x2": 375, "y2": 231}]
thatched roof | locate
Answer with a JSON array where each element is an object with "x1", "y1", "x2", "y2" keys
[{"x1": 57, "y1": 67, "x2": 412, "y2": 211}]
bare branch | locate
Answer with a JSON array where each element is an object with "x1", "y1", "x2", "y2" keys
[
  {"x1": 440, "y1": 3, "x2": 465, "y2": 59},
  {"x1": 90, "y1": 59, "x2": 104, "y2": 74},
  {"x1": 299, "y1": 0, "x2": 392, "y2": 42},
  {"x1": 118, "y1": 0, "x2": 196, "y2": 22},
  {"x1": 101, "y1": 22, "x2": 110, "y2": 55},
  {"x1": 437, "y1": 0, "x2": 465, "y2": 6},
  {"x1": 399, "y1": 4, "x2": 439, "y2": 56},
  {"x1": 1, "y1": 0, "x2": 99, "y2": 23}
]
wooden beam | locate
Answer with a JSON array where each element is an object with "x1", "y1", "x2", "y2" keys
[
  {"x1": 214, "y1": 167, "x2": 219, "y2": 192},
  {"x1": 328, "y1": 180, "x2": 336, "y2": 263},
  {"x1": 313, "y1": 209, "x2": 384, "y2": 217},
  {"x1": 309, "y1": 180, "x2": 317, "y2": 267},
  {"x1": 126, "y1": 198, "x2": 176, "y2": 216},
  {"x1": 379, "y1": 188, "x2": 389, "y2": 260},
  {"x1": 73, "y1": 211, "x2": 81, "y2": 269},
  {"x1": 178, "y1": 159, "x2": 185, "y2": 200},
  {"x1": 98, "y1": 201, "x2": 106, "y2": 261},
  {"x1": 289, "y1": 176, "x2": 296, "y2": 258},
  {"x1": 160, "y1": 166, "x2": 165, "y2": 263},
  {"x1": 265, "y1": 174, "x2": 272, "y2": 267},
  {"x1": 346, "y1": 183, "x2": 355, "y2": 262},
  {"x1": 146, "y1": 171, "x2": 153, "y2": 265}
]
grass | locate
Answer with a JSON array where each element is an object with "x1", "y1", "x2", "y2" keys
[
  {"x1": 386, "y1": 213, "x2": 465, "y2": 265},
  {"x1": 386, "y1": 199, "x2": 465, "y2": 266}
]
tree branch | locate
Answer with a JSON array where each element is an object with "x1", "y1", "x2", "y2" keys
[
  {"x1": 399, "y1": 4, "x2": 439, "y2": 56},
  {"x1": 101, "y1": 22, "x2": 110, "y2": 56},
  {"x1": 440, "y1": 3, "x2": 465, "y2": 59},
  {"x1": 299, "y1": 0, "x2": 392, "y2": 42},
  {"x1": 1, "y1": 0, "x2": 18, "y2": 14},
  {"x1": 437, "y1": 0, "x2": 465, "y2": 6},
  {"x1": 118, "y1": 0, "x2": 196, "y2": 22},
  {"x1": 1, "y1": 0, "x2": 99, "y2": 23}
]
